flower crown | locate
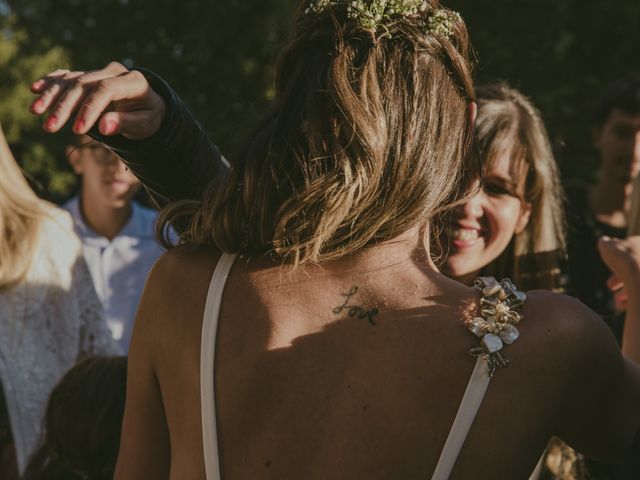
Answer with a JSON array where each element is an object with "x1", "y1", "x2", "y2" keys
[{"x1": 305, "y1": 0, "x2": 462, "y2": 38}]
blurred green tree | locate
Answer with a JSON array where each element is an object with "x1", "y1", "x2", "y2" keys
[
  {"x1": 3, "y1": 0, "x2": 296, "y2": 200},
  {"x1": 0, "y1": 13, "x2": 75, "y2": 200},
  {"x1": 1, "y1": 0, "x2": 639, "y2": 200}
]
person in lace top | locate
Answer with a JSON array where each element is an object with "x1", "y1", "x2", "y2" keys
[
  {"x1": 30, "y1": 1, "x2": 640, "y2": 478},
  {"x1": 0, "y1": 125, "x2": 118, "y2": 476}
]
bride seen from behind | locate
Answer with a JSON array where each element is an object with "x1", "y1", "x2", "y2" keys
[{"x1": 28, "y1": 1, "x2": 640, "y2": 479}]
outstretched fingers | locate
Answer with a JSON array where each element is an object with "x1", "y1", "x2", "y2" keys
[
  {"x1": 30, "y1": 62, "x2": 131, "y2": 134},
  {"x1": 30, "y1": 69, "x2": 70, "y2": 94},
  {"x1": 74, "y1": 70, "x2": 150, "y2": 136},
  {"x1": 40, "y1": 72, "x2": 90, "y2": 132},
  {"x1": 30, "y1": 71, "x2": 77, "y2": 116},
  {"x1": 30, "y1": 63, "x2": 163, "y2": 140}
]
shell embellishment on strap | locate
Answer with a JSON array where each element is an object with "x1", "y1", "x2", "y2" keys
[{"x1": 466, "y1": 277, "x2": 526, "y2": 378}]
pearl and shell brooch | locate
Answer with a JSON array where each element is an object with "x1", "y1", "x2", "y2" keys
[{"x1": 466, "y1": 277, "x2": 526, "y2": 378}]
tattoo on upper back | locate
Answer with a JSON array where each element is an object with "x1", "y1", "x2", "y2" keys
[{"x1": 333, "y1": 286, "x2": 379, "y2": 326}]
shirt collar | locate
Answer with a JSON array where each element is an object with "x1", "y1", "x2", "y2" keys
[{"x1": 65, "y1": 196, "x2": 154, "y2": 244}]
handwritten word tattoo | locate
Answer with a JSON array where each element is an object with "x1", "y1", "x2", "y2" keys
[{"x1": 333, "y1": 286, "x2": 379, "y2": 325}]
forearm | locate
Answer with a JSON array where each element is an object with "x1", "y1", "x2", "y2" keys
[{"x1": 89, "y1": 69, "x2": 229, "y2": 206}]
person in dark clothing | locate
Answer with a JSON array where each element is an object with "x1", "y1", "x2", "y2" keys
[
  {"x1": 566, "y1": 74, "x2": 640, "y2": 344},
  {"x1": 562, "y1": 75, "x2": 640, "y2": 479}
]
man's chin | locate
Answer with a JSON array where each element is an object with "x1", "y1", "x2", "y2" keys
[{"x1": 109, "y1": 196, "x2": 135, "y2": 209}]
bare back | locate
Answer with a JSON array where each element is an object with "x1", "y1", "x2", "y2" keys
[{"x1": 115, "y1": 244, "x2": 640, "y2": 480}]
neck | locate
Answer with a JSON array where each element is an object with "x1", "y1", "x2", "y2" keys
[
  {"x1": 273, "y1": 225, "x2": 437, "y2": 279},
  {"x1": 449, "y1": 271, "x2": 478, "y2": 287},
  {"x1": 589, "y1": 172, "x2": 630, "y2": 229},
  {"x1": 79, "y1": 192, "x2": 132, "y2": 240},
  {"x1": 332, "y1": 227, "x2": 432, "y2": 273}
]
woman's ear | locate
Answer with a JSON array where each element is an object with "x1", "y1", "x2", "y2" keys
[
  {"x1": 515, "y1": 202, "x2": 532, "y2": 235},
  {"x1": 469, "y1": 101, "x2": 478, "y2": 129}
]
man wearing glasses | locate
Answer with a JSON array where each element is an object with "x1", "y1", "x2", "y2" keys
[{"x1": 63, "y1": 136, "x2": 165, "y2": 352}]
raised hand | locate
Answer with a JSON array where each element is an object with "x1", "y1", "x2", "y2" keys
[
  {"x1": 598, "y1": 236, "x2": 640, "y2": 285},
  {"x1": 30, "y1": 62, "x2": 166, "y2": 140},
  {"x1": 598, "y1": 235, "x2": 640, "y2": 363},
  {"x1": 607, "y1": 274, "x2": 629, "y2": 312}
]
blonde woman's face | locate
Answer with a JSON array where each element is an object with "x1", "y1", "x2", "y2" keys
[{"x1": 441, "y1": 152, "x2": 531, "y2": 285}]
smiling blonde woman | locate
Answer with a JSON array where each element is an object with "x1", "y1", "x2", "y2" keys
[{"x1": 441, "y1": 83, "x2": 566, "y2": 292}]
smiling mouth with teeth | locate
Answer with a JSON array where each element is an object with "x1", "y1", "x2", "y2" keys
[{"x1": 451, "y1": 228, "x2": 481, "y2": 241}]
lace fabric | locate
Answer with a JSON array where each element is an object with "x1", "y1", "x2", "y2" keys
[{"x1": 0, "y1": 205, "x2": 119, "y2": 473}]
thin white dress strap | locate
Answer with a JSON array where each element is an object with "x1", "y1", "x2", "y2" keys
[
  {"x1": 430, "y1": 356, "x2": 491, "y2": 480},
  {"x1": 201, "y1": 252, "x2": 238, "y2": 480},
  {"x1": 431, "y1": 276, "x2": 527, "y2": 479}
]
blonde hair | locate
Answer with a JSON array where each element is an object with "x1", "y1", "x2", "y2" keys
[
  {"x1": 475, "y1": 84, "x2": 566, "y2": 291},
  {"x1": 0, "y1": 125, "x2": 44, "y2": 290},
  {"x1": 161, "y1": 0, "x2": 477, "y2": 265}
]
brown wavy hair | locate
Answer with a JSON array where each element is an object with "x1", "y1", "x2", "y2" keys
[{"x1": 163, "y1": 0, "x2": 477, "y2": 265}]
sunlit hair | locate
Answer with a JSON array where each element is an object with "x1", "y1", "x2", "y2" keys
[
  {"x1": 0, "y1": 125, "x2": 44, "y2": 290},
  {"x1": 160, "y1": 0, "x2": 477, "y2": 265},
  {"x1": 475, "y1": 84, "x2": 566, "y2": 291}
]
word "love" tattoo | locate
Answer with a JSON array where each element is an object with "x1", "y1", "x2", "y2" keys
[{"x1": 333, "y1": 286, "x2": 379, "y2": 325}]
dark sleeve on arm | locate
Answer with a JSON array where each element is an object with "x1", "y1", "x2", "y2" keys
[{"x1": 88, "y1": 68, "x2": 229, "y2": 207}]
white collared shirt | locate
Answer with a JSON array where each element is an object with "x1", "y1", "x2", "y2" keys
[{"x1": 63, "y1": 196, "x2": 165, "y2": 351}]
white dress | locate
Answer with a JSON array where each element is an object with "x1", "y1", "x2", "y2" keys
[{"x1": 0, "y1": 204, "x2": 119, "y2": 473}]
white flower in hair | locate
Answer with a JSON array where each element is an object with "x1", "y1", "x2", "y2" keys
[{"x1": 426, "y1": 7, "x2": 462, "y2": 37}]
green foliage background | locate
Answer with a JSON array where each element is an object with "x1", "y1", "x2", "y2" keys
[{"x1": 1, "y1": 0, "x2": 639, "y2": 201}]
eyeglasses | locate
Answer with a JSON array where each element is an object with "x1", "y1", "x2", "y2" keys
[{"x1": 74, "y1": 141, "x2": 120, "y2": 166}]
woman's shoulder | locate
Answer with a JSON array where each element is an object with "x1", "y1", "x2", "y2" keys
[
  {"x1": 521, "y1": 290, "x2": 622, "y2": 378},
  {"x1": 525, "y1": 290, "x2": 612, "y2": 342},
  {"x1": 29, "y1": 202, "x2": 82, "y2": 278},
  {"x1": 149, "y1": 244, "x2": 222, "y2": 288},
  {"x1": 146, "y1": 244, "x2": 223, "y2": 310},
  {"x1": 135, "y1": 244, "x2": 222, "y2": 338},
  {"x1": 37, "y1": 201, "x2": 80, "y2": 249},
  {"x1": 523, "y1": 290, "x2": 640, "y2": 461}
]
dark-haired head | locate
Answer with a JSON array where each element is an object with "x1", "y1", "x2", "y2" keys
[
  {"x1": 23, "y1": 356, "x2": 127, "y2": 480},
  {"x1": 591, "y1": 74, "x2": 640, "y2": 188},
  {"x1": 162, "y1": 0, "x2": 478, "y2": 265},
  {"x1": 594, "y1": 73, "x2": 640, "y2": 128}
]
